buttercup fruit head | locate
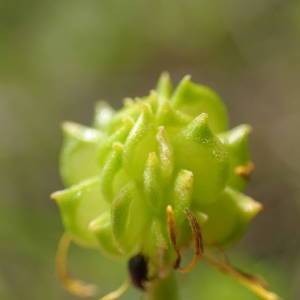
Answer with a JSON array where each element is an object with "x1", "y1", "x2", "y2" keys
[{"x1": 51, "y1": 73, "x2": 261, "y2": 269}]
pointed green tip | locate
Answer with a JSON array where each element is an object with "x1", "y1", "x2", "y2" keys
[
  {"x1": 156, "y1": 72, "x2": 173, "y2": 99},
  {"x1": 184, "y1": 113, "x2": 212, "y2": 142},
  {"x1": 121, "y1": 116, "x2": 135, "y2": 128},
  {"x1": 123, "y1": 97, "x2": 134, "y2": 108},
  {"x1": 141, "y1": 101, "x2": 153, "y2": 114},
  {"x1": 180, "y1": 74, "x2": 192, "y2": 83},
  {"x1": 156, "y1": 98, "x2": 176, "y2": 125},
  {"x1": 171, "y1": 75, "x2": 192, "y2": 102},
  {"x1": 134, "y1": 102, "x2": 153, "y2": 127},
  {"x1": 62, "y1": 121, "x2": 77, "y2": 134},
  {"x1": 50, "y1": 186, "x2": 77, "y2": 202},
  {"x1": 50, "y1": 188, "x2": 74, "y2": 204},
  {"x1": 50, "y1": 190, "x2": 60, "y2": 201},
  {"x1": 88, "y1": 212, "x2": 109, "y2": 232},
  {"x1": 158, "y1": 71, "x2": 170, "y2": 82},
  {"x1": 94, "y1": 101, "x2": 113, "y2": 115},
  {"x1": 51, "y1": 177, "x2": 99, "y2": 203},
  {"x1": 62, "y1": 121, "x2": 100, "y2": 142},
  {"x1": 196, "y1": 211, "x2": 209, "y2": 224},
  {"x1": 93, "y1": 101, "x2": 115, "y2": 129},
  {"x1": 235, "y1": 191, "x2": 263, "y2": 222},
  {"x1": 226, "y1": 124, "x2": 252, "y2": 144},
  {"x1": 193, "y1": 112, "x2": 209, "y2": 123}
]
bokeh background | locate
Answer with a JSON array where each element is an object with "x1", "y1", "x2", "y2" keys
[{"x1": 1, "y1": 1, "x2": 299, "y2": 299}]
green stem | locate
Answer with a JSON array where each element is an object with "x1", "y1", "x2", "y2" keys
[{"x1": 147, "y1": 271, "x2": 180, "y2": 300}]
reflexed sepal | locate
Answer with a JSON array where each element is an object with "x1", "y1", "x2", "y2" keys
[
  {"x1": 100, "y1": 142, "x2": 124, "y2": 202},
  {"x1": 201, "y1": 187, "x2": 262, "y2": 247},
  {"x1": 89, "y1": 212, "x2": 122, "y2": 257},
  {"x1": 174, "y1": 113, "x2": 229, "y2": 206},
  {"x1": 97, "y1": 118, "x2": 134, "y2": 168},
  {"x1": 111, "y1": 183, "x2": 148, "y2": 254},
  {"x1": 51, "y1": 177, "x2": 108, "y2": 247},
  {"x1": 123, "y1": 103, "x2": 156, "y2": 180},
  {"x1": 219, "y1": 124, "x2": 253, "y2": 191},
  {"x1": 60, "y1": 122, "x2": 102, "y2": 187}
]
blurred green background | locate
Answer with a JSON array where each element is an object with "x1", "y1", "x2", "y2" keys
[{"x1": 1, "y1": 1, "x2": 299, "y2": 299}]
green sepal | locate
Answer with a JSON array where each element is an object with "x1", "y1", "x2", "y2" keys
[
  {"x1": 123, "y1": 103, "x2": 156, "y2": 181},
  {"x1": 156, "y1": 98, "x2": 191, "y2": 126},
  {"x1": 100, "y1": 142, "x2": 124, "y2": 202},
  {"x1": 141, "y1": 218, "x2": 177, "y2": 273},
  {"x1": 51, "y1": 177, "x2": 108, "y2": 247},
  {"x1": 111, "y1": 184, "x2": 132, "y2": 253},
  {"x1": 97, "y1": 117, "x2": 134, "y2": 168},
  {"x1": 172, "y1": 76, "x2": 228, "y2": 133},
  {"x1": 173, "y1": 169, "x2": 194, "y2": 226},
  {"x1": 156, "y1": 126, "x2": 174, "y2": 182},
  {"x1": 143, "y1": 127, "x2": 174, "y2": 215},
  {"x1": 171, "y1": 169, "x2": 195, "y2": 246},
  {"x1": 195, "y1": 211, "x2": 209, "y2": 224},
  {"x1": 201, "y1": 187, "x2": 262, "y2": 247},
  {"x1": 111, "y1": 182, "x2": 148, "y2": 254},
  {"x1": 89, "y1": 212, "x2": 122, "y2": 258},
  {"x1": 106, "y1": 100, "x2": 140, "y2": 134},
  {"x1": 219, "y1": 124, "x2": 252, "y2": 191},
  {"x1": 151, "y1": 218, "x2": 169, "y2": 250},
  {"x1": 60, "y1": 122, "x2": 102, "y2": 187},
  {"x1": 143, "y1": 218, "x2": 168, "y2": 256},
  {"x1": 144, "y1": 152, "x2": 164, "y2": 215},
  {"x1": 174, "y1": 113, "x2": 229, "y2": 206}
]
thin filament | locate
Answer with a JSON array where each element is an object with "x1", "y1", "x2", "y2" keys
[
  {"x1": 204, "y1": 252, "x2": 282, "y2": 300},
  {"x1": 166, "y1": 205, "x2": 181, "y2": 269},
  {"x1": 178, "y1": 208, "x2": 203, "y2": 273},
  {"x1": 56, "y1": 232, "x2": 97, "y2": 297}
]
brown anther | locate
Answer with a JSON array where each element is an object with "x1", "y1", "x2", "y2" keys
[
  {"x1": 178, "y1": 208, "x2": 203, "y2": 273},
  {"x1": 166, "y1": 206, "x2": 203, "y2": 273},
  {"x1": 166, "y1": 205, "x2": 181, "y2": 269},
  {"x1": 234, "y1": 161, "x2": 255, "y2": 180}
]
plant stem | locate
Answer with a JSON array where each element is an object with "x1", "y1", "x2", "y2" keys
[{"x1": 147, "y1": 271, "x2": 180, "y2": 300}]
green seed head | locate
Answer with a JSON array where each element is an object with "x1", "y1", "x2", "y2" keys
[{"x1": 52, "y1": 73, "x2": 262, "y2": 272}]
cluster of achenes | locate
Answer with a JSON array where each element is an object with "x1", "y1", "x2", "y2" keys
[{"x1": 52, "y1": 74, "x2": 261, "y2": 272}]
